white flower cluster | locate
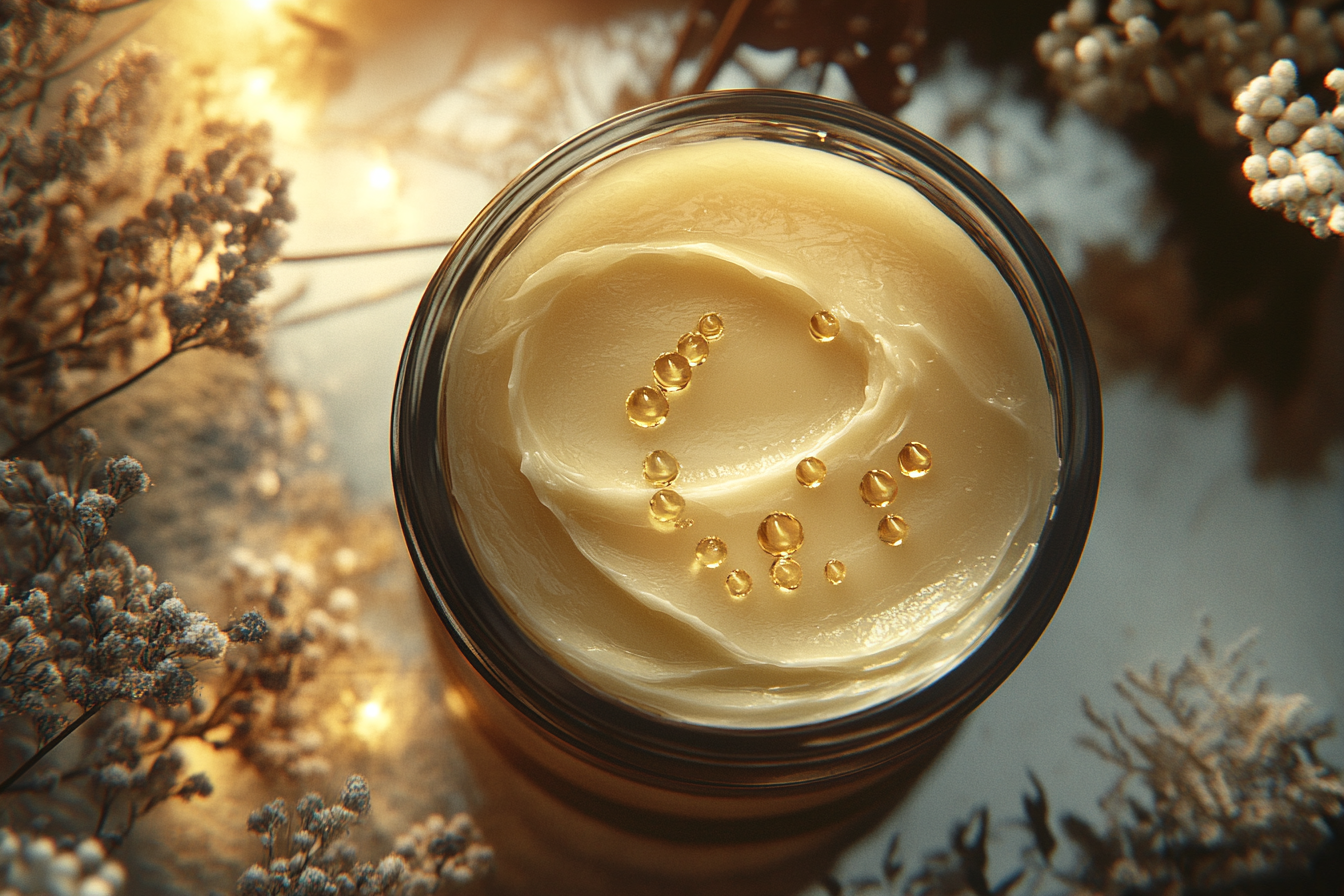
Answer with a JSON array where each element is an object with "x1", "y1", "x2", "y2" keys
[
  {"x1": 1038, "y1": 0, "x2": 1344, "y2": 142},
  {"x1": 1237, "y1": 59, "x2": 1344, "y2": 237},
  {"x1": 0, "y1": 831, "x2": 125, "y2": 896}
]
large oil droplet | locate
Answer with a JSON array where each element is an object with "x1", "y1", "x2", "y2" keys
[
  {"x1": 626, "y1": 387, "x2": 669, "y2": 428},
  {"x1": 725, "y1": 569, "x2": 752, "y2": 599},
  {"x1": 898, "y1": 441, "x2": 932, "y2": 478},
  {"x1": 649, "y1": 488, "x2": 685, "y2": 523},
  {"x1": 809, "y1": 310, "x2": 840, "y2": 342},
  {"x1": 643, "y1": 450, "x2": 679, "y2": 486},
  {"x1": 677, "y1": 332, "x2": 709, "y2": 366},
  {"x1": 859, "y1": 470, "x2": 898, "y2": 507},
  {"x1": 757, "y1": 512, "x2": 804, "y2": 556},
  {"x1": 695, "y1": 536, "x2": 727, "y2": 568},
  {"x1": 770, "y1": 557, "x2": 803, "y2": 591},
  {"x1": 824, "y1": 559, "x2": 846, "y2": 584},
  {"x1": 653, "y1": 352, "x2": 692, "y2": 392},
  {"x1": 877, "y1": 514, "x2": 909, "y2": 546},
  {"x1": 795, "y1": 456, "x2": 827, "y2": 488},
  {"x1": 697, "y1": 312, "x2": 725, "y2": 341}
]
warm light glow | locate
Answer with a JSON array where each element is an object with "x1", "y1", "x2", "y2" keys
[
  {"x1": 244, "y1": 0, "x2": 275, "y2": 11},
  {"x1": 367, "y1": 163, "x2": 397, "y2": 191},
  {"x1": 443, "y1": 687, "x2": 470, "y2": 719},
  {"x1": 245, "y1": 69, "x2": 274, "y2": 96},
  {"x1": 354, "y1": 699, "x2": 390, "y2": 740}
]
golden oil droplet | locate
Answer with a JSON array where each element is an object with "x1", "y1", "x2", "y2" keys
[
  {"x1": 649, "y1": 488, "x2": 685, "y2": 523},
  {"x1": 756, "y1": 512, "x2": 804, "y2": 556},
  {"x1": 695, "y1": 536, "x2": 727, "y2": 568},
  {"x1": 652, "y1": 352, "x2": 692, "y2": 392},
  {"x1": 795, "y1": 456, "x2": 827, "y2": 488},
  {"x1": 697, "y1": 312, "x2": 725, "y2": 341},
  {"x1": 642, "y1": 450, "x2": 680, "y2": 486},
  {"x1": 677, "y1": 332, "x2": 709, "y2": 366},
  {"x1": 809, "y1": 310, "x2": 840, "y2": 342},
  {"x1": 770, "y1": 557, "x2": 803, "y2": 591},
  {"x1": 824, "y1": 559, "x2": 846, "y2": 584},
  {"x1": 859, "y1": 469, "x2": 898, "y2": 507},
  {"x1": 725, "y1": 569, "x2": 752, "y2": 599},
  {"x1": 675, "y1": 519, "x2": 695, "y2": 529},
  {"x1": 877, "y1": 514, "x2": 909, "y2": 546},
  {"x1": 898, "y1": 441, "x2": 932, "y2": 478},
  {"x1": 626, "y1": 386, "x2": 669, "y2": 428}
]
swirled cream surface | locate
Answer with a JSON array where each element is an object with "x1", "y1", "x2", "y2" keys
[{"x1": 442, "y1": 137, "x2": 1059, "y2": 728}]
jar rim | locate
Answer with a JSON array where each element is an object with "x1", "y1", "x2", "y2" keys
[{"x1": 391, "y1": 90, "x2": 1102, "y2": 790}]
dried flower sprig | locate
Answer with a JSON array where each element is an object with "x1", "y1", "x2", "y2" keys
[
  {"x1": 1, "y1": 46, "x2": 293, "y2": 459},
  {"x1": 0, "y1": 430, "x2": 258, "y2": 797},
  {"x1": 0, "y1": 0, "x2": 104, "y2": 118},
  {"x1": 0, "y1": 827, "x2": 126, "y2": 896},
  {"x1": 1036, "y1": 0, "x2": 1344, "y2": 144},
  {"x1": 157, "y1": 546, "x2": 369, "y2": 782},
  {"x1": 236, "y1": 775, "x2": 493, "y2": 896},
  {"x1": 1237, "y1": 58, "x2": 1344, "y2": 236},
  {"x1": 823, "y1": 627, "x2": 1343, "y2": 896},
  {"x1": 387, "y1": 811, "x2": 496, "y2": 891},
  {"x1": 1072, "y1": 626, "x2": 1344, "y2": 892},
  {"x1": 656, "y1": 0, "x2": 927, "y2": 113},
  {"x1": 34, "y1": 705, "x2": 217, "y2": 845}
]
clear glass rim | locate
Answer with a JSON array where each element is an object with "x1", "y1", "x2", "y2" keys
[{"x1": 391, "y1": 90, "x2": 1102, "y2": 792}]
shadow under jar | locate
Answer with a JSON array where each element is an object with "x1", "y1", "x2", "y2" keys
[{"x1": 392, "y1": 91, "x2": 1102, "y2": 894}]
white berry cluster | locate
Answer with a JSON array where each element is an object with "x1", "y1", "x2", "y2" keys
[
  {"x1": 0, "y1": 830, "x2": 125, "y2": 896},
  {"x1": 1038, "y1": 0, "x2": 1344, "y2": 143},
  {"x1": 1237, "y1": 59, "x2": 1344, "y2": 237}
]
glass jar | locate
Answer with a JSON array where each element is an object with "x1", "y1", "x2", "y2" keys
[{"x1": 391, "y1": 91, "x2": 1101, "y2": 884}]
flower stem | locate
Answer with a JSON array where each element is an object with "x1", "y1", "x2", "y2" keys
[
  {"x1": 280, "y1": 238, "x2": 455, "y2": 263},
  {"x1": 0, "y1": 704, "x2": 102, "y2": 794},
  {"x1": 3, "y1": 348, "x2": 180, "y2": 460}
]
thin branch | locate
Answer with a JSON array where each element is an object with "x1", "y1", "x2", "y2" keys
[
  {"x1": 272, "y1": 276, "x2": 426, "y2": 329},
  {"x1": 3, "y1": 347, "x2": 180, "y2": 460},
  {"x1": 657, "y1": 0, "x2": 708, "y2": 98},
  {"x1": 25, "y1": 3, "x2": 161, "y2": 87},
  {"x1": 266, "y1": 281, "x2": 311, "y2": 317},
  {"x1": 689, "y1": 0, "x2": 755, "y2": 95},
  {"x1": 95, "y1": 0, "x2": 163, "y2": 12},
  {"x1": 0, "y1": 704, "x2": 102, "y2": 794},
  {"x1": 280, "y1": 239, "x2": 456, "y2": 264}
]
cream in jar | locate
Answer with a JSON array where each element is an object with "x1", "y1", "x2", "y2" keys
[{"x1": 442, "y1": 136, "x2": 1059, "y2": 729}]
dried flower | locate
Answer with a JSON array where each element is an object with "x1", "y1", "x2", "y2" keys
[
  {"x1": 237, "y1": 776, "x2": 491, "y2": 895},
  {"x1": 830, "y1": 627, "x2": 1343, "y2": 896},
  {"x1": 0, "y1": 0, "x2": 104, "y2": 115},
  {"x1": 1069, "y1": 625, "x2": 1344, "y2": 892},
  {"x1": 161, "y1": 546, "x2": 370, "y2": 781},
  {"x1": 2, "y1": 439, "x2": 226, "y2": 761},
  {"x1": 1, "y1": 46, "x2": 292, "y2": 458},
  {"x1": 392, "y1": 811, "x2": 495, "y2": 890}
]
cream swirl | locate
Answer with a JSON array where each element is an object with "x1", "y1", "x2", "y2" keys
[{"x1": 442, "y1": 138, "x2": 1059, "y2": 727}]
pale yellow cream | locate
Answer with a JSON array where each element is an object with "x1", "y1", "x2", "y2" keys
[{"x1": 442, "y1": 137, "x2": 1059, "y2": 728}]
